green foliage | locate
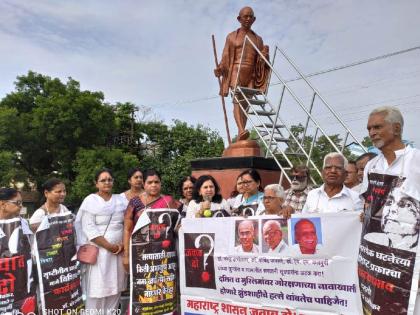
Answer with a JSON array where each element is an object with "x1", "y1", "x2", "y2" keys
[
  {"x1": 70, "y1": 147, "x2": 140, "y2": 205},
  {"x1": 362, "y1": 136, "x2": 372, "y2": 148},
  {"x1": 0, "y1": 71, "x2": 116, "y2": 189},
  {"x1": 137, "y1": 120, "x2": 224, "y2": 196},
  {"x1": 283, "y1": 124, "x2": 355, "y2": 183},
  {"x1": 0, "y1": 71, "x2": 225, "y2": 206},
  {"x1": 0, "y1": 151, "x2": 29, "y2": 187}
]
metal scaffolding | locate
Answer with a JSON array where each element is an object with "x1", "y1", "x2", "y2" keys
[{"x1": 231, "y1": 36, "x2": 367, "y2": 185}]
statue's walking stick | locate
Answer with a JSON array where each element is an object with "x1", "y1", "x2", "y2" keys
[{"x1": 212, "y1": 34, "x2": 232, "y2": 145}]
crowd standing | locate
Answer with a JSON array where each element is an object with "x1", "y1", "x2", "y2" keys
[{"x1": 1, "y1": 105, "x2": 419, "y2": 314}]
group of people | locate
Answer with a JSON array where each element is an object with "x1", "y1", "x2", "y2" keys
[{"x1": 0, "y1": 105, "x2": 419, "y2": 313}]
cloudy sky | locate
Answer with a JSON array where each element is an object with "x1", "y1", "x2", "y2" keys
[{"x1": 1, "y1": 0, "x2": 419, "y2": 147}]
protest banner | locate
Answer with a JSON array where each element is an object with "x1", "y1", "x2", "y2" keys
[
  {"x1": 179, "y1": 213, "x2": 363, "y2": 314},
  {"x1": 130, "y1": 208, "x2": 179, "y2": 315},
  {"x1": 359, "y1": 173, "x2": 420, "y2": 314},
  {"x1": 33, "y1": 212, "x2": 84, "y2": 313},
  {"x1": 0, "y1": 217, "x2": 36, "y2": 314}
]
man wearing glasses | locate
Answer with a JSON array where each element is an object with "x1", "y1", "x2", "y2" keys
[
  {"x1": 282, "y1": 165, "x2": 311, "y2": 218},
  {"x1": 302, "y1": 153, "x2": 363, "y2": 214}
]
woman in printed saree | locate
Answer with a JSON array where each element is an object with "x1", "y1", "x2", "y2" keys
[
  {"x1": 122, "y1": 169, "x2": 180, "y2": 271},
  {"x1": 232, "y1": 169, "x2": 264, "y2": 216},
  {"x1": 75, "y1": 168, "x2": 127, "y2": 313},
  {"x1": 120, "y1": 167, "x2": 144, "y2": 205}
]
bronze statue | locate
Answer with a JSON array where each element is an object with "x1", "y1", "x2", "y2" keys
[{"x1": 214, "y1": 6, "x2": 270, "y2": 141}]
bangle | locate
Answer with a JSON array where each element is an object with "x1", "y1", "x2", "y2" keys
[{"x1": 112, "y1": 244, "x2": 122, "y2": 255}]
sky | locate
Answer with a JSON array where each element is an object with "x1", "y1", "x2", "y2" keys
[{"x1": 1, "y1": 0, "x2": 419, "y2": 148}]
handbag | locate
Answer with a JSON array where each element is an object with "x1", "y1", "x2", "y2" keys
[
  {"x1": 77, "y1": 214, "x2": 113, "y2": 264},
  {"x1": 77, "y1": 244, "x2": 99, "y2": 264}
]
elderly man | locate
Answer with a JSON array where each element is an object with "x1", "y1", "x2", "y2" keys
[
  {"x1": 302, "y1": 153, "x2": 363, "y2": 213},
  {"x1": 235, "y1": 220, "x2": 259, "y2": 253},
  {"x1": 214, "y1": 6, "x2": 270, "y2": 141},
  {"x1": 282, "y1": 165, "x2": 311, "y2": 218},
  {"x1": 257, "y1": 184, "x2": 285, "y2": 215},
  {"x1": 262, "y1": 220, "x2": 287, "y2": 253},
  {"x1": 294, "y1": 219, "x2": 319, "y2": 255},
  {"x1": 344, "y1": 161, "x2": 359, "y2": 190},
  {"x1": 359, "y1": 106, "x2": 420, "y2": 313}
]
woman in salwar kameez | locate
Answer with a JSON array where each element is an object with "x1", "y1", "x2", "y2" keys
[{"x1": 75, "y1": 168, "x2": 127, "y2": 314}]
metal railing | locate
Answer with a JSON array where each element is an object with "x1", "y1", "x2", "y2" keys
[{"x1": 230, "y1": 35, "x2": 367, "y2": 185}]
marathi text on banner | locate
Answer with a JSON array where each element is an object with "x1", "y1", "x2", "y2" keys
[
  {"x1": 34, "y1": 212, "x2": 84, "y2": 313},
  {"x1": 0, "y1": 218, "x2": 37, "y2": 314},
  {"x1": 359, "y1": 173, "x2": 419, "y2": 314},
  {"x1": 179, "y1": 213, "x2": 363, "y2": 314},
  {"x1": 130, "y1": 208, "x2": 179, "y2": 315}
]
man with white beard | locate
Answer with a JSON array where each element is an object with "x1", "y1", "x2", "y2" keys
[{"x1": 282, "y1": 165, "x2": 311, "y2": 218}]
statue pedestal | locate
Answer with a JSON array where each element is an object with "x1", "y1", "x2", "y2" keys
[
  {"x1": 191, "y1": 155, "x2": 285, "y2": 199},
  {"x1": 222, "y1": 140, "x2": 261, "y2": 157}
]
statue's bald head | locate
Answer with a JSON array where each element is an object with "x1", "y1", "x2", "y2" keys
[
  {"x1": 239, "y1": 6, "x2": 254, "y2": 17},
  {"x1": 237, "y1": 6, "x2": 256, "y2": 30}
]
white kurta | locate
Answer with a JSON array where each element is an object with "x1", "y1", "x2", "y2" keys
[
  {"x1": 76, "y1": 194, "x2": 127, "y2": 298},
  {"x1": 29, "y1": 204, "x2": 70, "y2": 225}
]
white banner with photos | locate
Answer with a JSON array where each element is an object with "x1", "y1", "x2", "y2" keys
[{"x1": 179, "y1": 212, "x2": 363, "y2": 315}]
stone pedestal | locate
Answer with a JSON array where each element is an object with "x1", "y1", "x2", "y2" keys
[{"x1": 191, "y1": 156, "x2": 287, "y2": 199}]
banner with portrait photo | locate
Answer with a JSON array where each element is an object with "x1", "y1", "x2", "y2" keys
[
  {"x1": 179, "y1": 213, "x2": 363, "y2": 314},
  {"x1": 359, "y1": 172, "x2": 420, "y2": 314},
  {"x1": 130, "y1": 208, "x2": 179, "y2": 315},
  {"x1": 0, "y1": 218, "x2": 36, "y2": 314},
  {"x1": 33, "y1": 212, "x2": 83, "y2": 313}
]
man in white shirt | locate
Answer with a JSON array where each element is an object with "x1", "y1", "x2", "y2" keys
[
  {"x1": 302, "y1": 152, "x2": 363, "y2": 214},
  {"x1": 235, "y1": 220, "x2": 259, "y2": 253},
  {"x1": 359, "y1": 106, "x2": 420, "y2": 314},
  {"x1": 362, "y1": 108, "x2": 420, "y2": 200},
  {"x1": 262, "y1": 220, "x2": 287, "y2": 253}
]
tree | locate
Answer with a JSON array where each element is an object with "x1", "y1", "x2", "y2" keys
[
  {"x1": 137, "y1": 120, "x2": 224, "y2": 196},
  {"x1": 70, "y1": 147, "x2": 140, "y2": 205},
  {"x1": 283, "y1": 124, "x2": 355, "y2": 183},
  {"x1": 0, "y1": 71, "x2": 225, "y2": 206},
  {"x1": 0, "y1": 151, "x2": 29, "y2": 187},
  {"x1": 0, "y1": 71, "x2": 116, "y2": 189}
]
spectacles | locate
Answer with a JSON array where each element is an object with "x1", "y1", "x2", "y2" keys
[
  {"x1": 6, "y1": 200, "x2": 23, "y2": 206},
  {"x1": 324, "y1": 165, "x2": 344, "y2": 171},
  {"x1": 263, "y1": 196, "x2": 279, "y2": 201},
  {"x1": 98, "y1": 178, "x2": 114, "y2": 183},
  {"x1": 291, "y1": 175, "x2": 307, "y2": 182},
  {"x1": 241, "y1": 180, "x2": 254, "y2": 186}
]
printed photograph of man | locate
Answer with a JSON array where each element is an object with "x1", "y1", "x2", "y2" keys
[
  {"x1": 292, "y1": 218, "x2": 322, "y2": 255},
  {"x1": 262, "y1": 219, "x2": 288, "y2": 254},
  {"x1": 364, "y1": 183, "x2": 420, "y2": 252},
  {"x1": 234, "y1": 219, "x2": 259, "y2": 253}
]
